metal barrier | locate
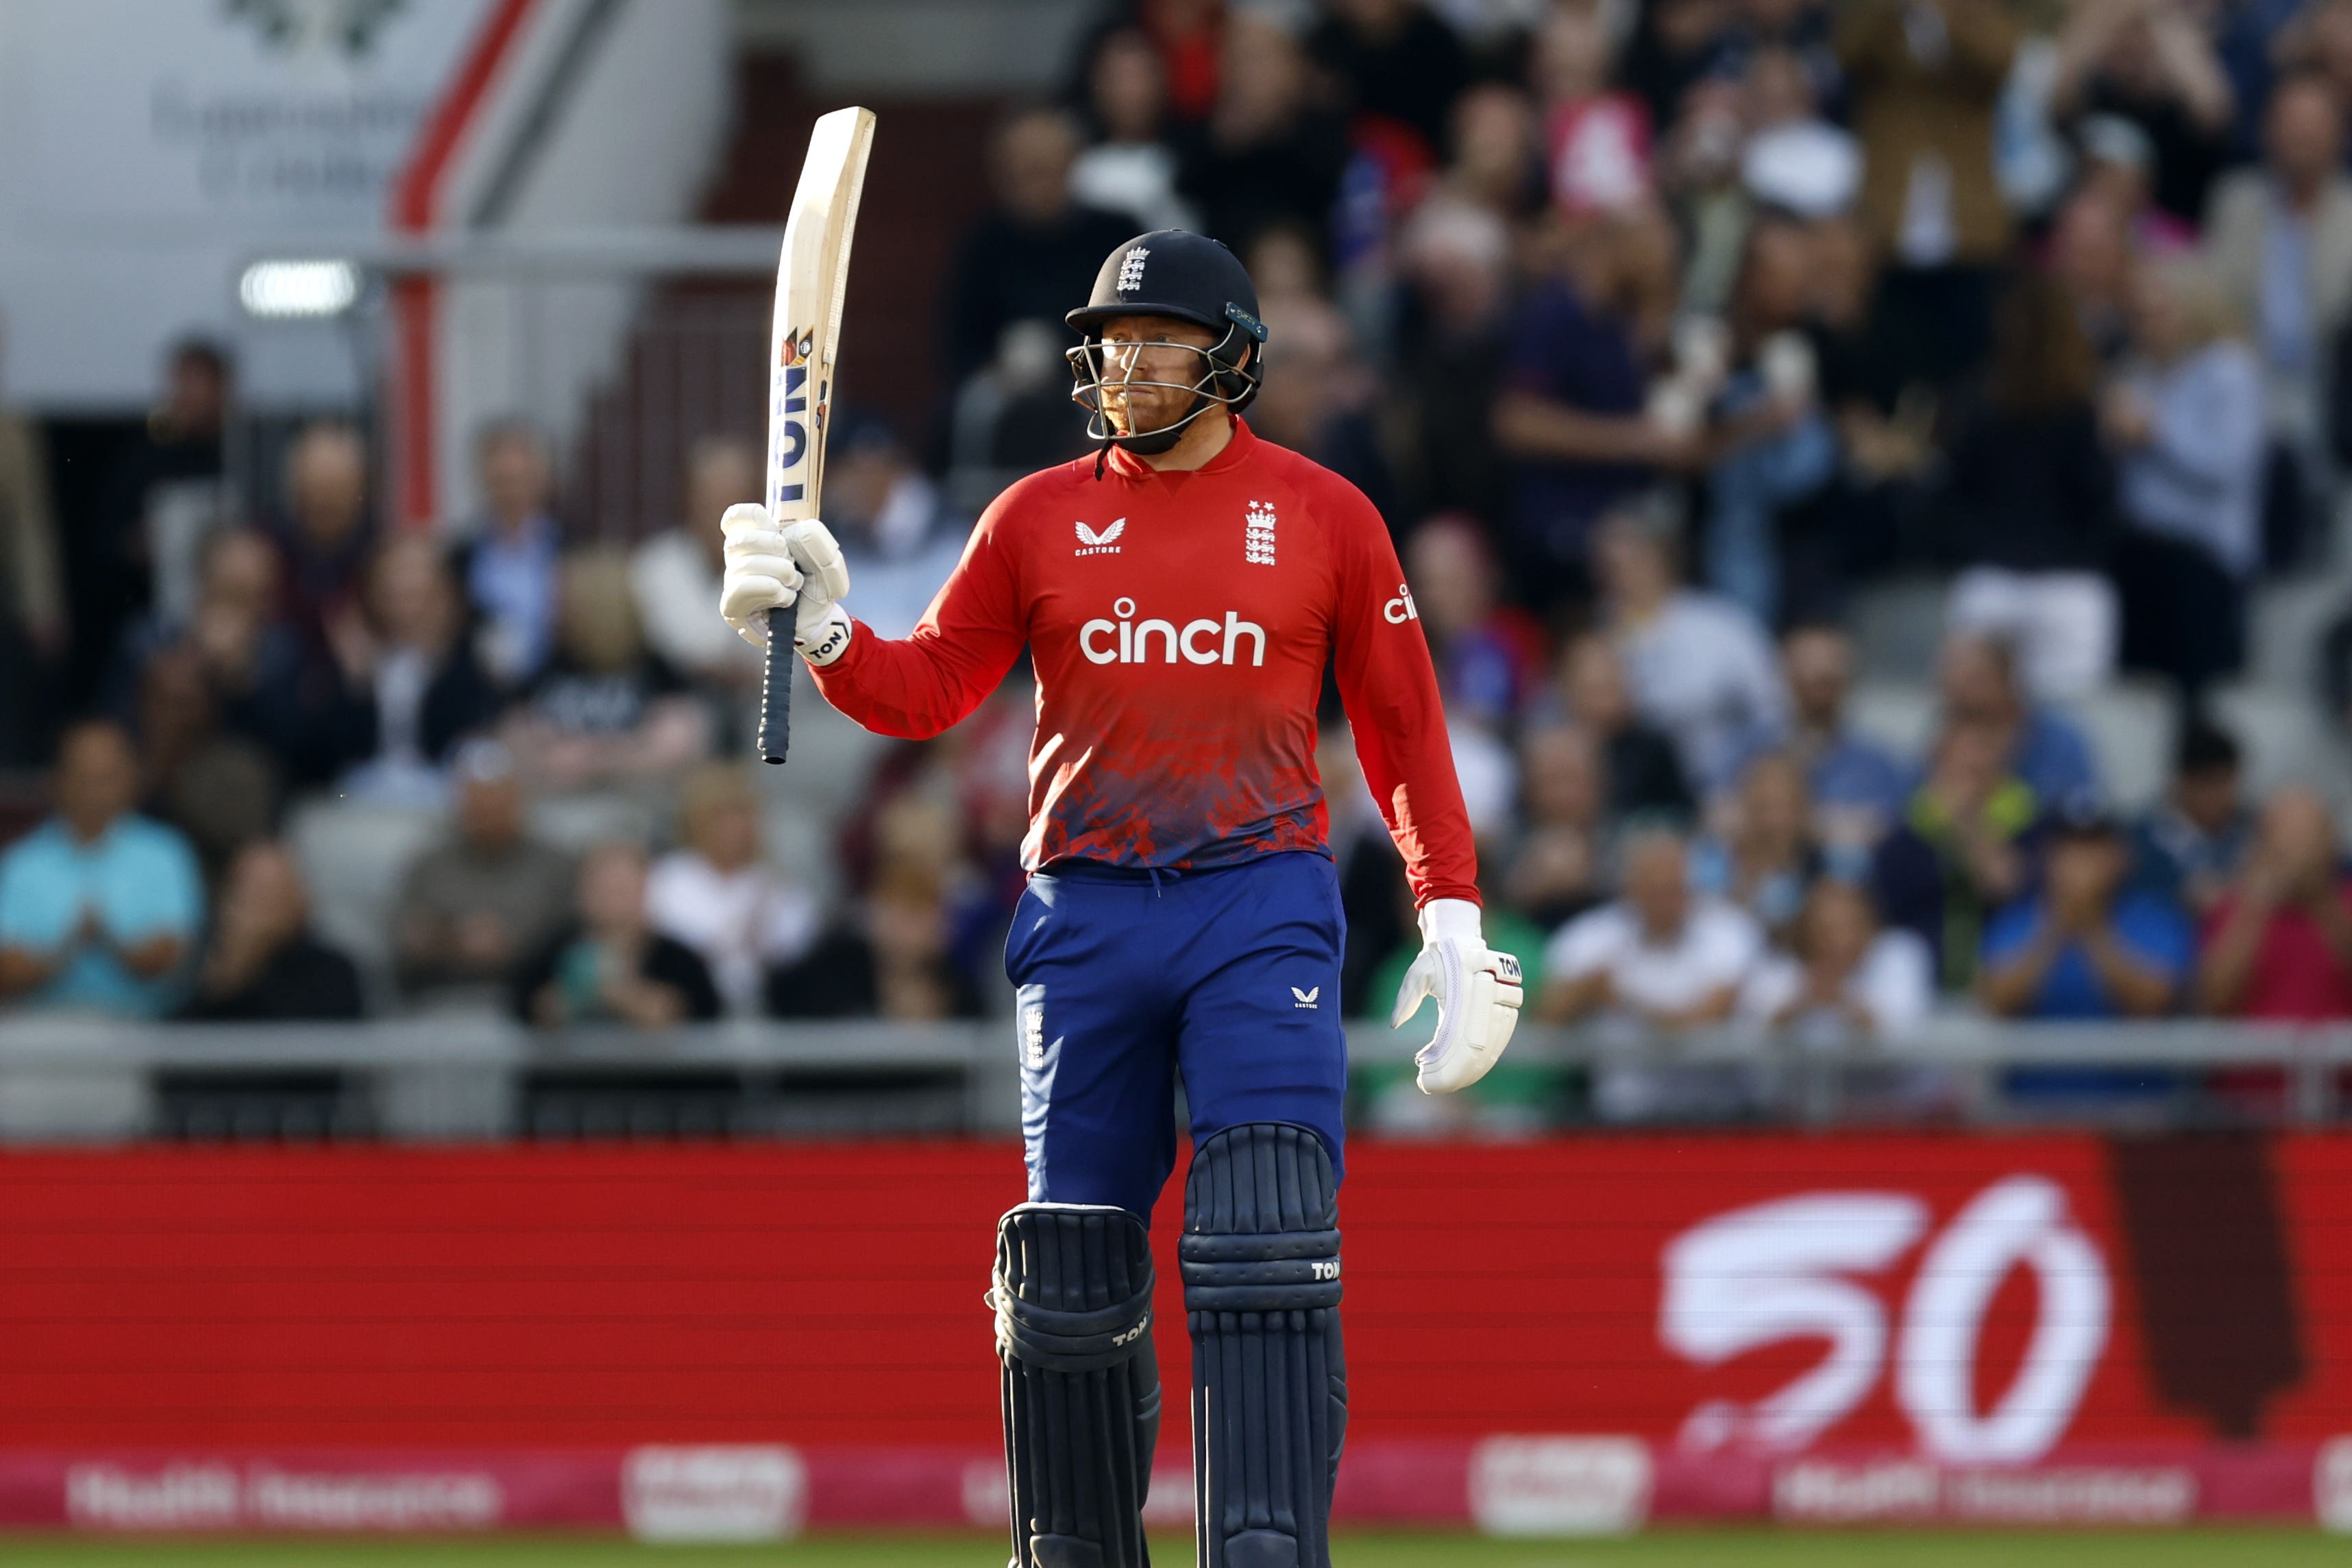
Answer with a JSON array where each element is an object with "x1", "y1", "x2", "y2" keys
[{"x1": 0, "y1": 1017, "x2": 2344, "y2": 1143}]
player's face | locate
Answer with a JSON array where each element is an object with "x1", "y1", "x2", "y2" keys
[{"x1": 1097, "y1": 314, "x2": 1221, "y2": 436}]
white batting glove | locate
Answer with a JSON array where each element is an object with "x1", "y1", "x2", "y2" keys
[
  {"x1": 719, "y1": 505, "x2": 853, "y2": 665},
  {"x1": 1391, "y1": 898, "x2": 1523, "y2": 1094}
]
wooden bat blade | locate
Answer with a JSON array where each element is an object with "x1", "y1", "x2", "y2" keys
[{"x1": 759, "y1": 105, "x2": 876, "y2": 766}]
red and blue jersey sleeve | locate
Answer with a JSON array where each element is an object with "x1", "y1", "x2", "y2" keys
[
  {"x1": 805, "y1": 486, "x2": 1029, "y2": 739},
  {"x1": 1319, "y1": 471, "x2": 1480, "y2": 907}
]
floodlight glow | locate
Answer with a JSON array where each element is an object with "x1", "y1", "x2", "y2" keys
[{"x1": 238, "y1": 260, "x2": 360, "y2": 319}]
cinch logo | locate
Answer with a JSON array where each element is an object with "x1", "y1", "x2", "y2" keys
[
  {"x1": 1080, "y1": 598, "x2": 1266, "y2": 667},
  {"x1": 1383, "y1": 583, "x2": 1419, "y2": 624},
  {"x1": 1075, "y1": 518, "x2": 1125, "y2": 556}
]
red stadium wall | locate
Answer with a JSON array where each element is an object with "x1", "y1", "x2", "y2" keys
[{"x1": 3, "y1": 1134, "x2": 2349, "y2": 1532}]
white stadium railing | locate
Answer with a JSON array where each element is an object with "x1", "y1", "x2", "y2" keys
[{"x1": 0, "y1": 1019, "x2": 2344, "y2": 1143}]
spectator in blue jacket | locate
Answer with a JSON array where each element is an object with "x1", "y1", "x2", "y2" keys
[
  {"x1": 1980, "y1": 797, "x2": 2192, "y2": 1020},
  {"x1": 0, "y1": 719, "x2": 203, "y2": 1016}
]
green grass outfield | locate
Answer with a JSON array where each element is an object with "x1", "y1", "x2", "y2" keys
[{"x1": 1, "y1": 1532, "x2": 2345, "y2": 1567}]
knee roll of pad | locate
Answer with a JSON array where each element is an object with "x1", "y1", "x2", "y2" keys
[
  {"x1": 992, "y1": 1203, "x2": 1162, "y2": 1568},
  {"x1": 1181, "y1": 1123, "x2": 1348, "y2": 1568}
]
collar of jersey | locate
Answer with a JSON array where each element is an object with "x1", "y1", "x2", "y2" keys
[{"x1": 1101, "y1": 415, "x2": 1258, "y2": 482}]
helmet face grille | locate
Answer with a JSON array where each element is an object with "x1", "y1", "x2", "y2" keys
[{"x1": 1066, "y1": 321, "x2": 1261, "y2": 450}]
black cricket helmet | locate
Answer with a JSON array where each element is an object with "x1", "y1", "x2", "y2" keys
[{"x1": 1066, "y1": 229, "x2": 1268, "y2": 454}]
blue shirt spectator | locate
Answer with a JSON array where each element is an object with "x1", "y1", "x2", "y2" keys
[
  {"x1": 0, "y1": 721, "x2": 203, "y2": 1016},
  {"x1": 2130, "y1": 717, "x2": 2253, "y2": 918},
  {"x1": 1980, "y1": 806, "x2": 2192, "y2": 1020},
  {"x1": 1940, "y1": 630, "x2": 2101, "y2": 805},
  {"x1": 1776, "y1": 624, "x2": 1911, "y2": 869},
  {"x1": 458, "y1": 421, "x2": 562, "y2": 685},
  {"x1": 1493, "y1": 259, "x2": 1655, "y2": 604}
]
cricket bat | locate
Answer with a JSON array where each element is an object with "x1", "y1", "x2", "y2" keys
[{"x1": 759, "y1": 105, "x2": 876, "y2": 765}]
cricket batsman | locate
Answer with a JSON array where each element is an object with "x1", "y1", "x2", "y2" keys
[{"x1": 717, "y1": 230, "x2": 1521, "y2": 1567}]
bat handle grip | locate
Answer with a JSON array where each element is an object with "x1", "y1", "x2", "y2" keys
[{"x1": 758, "y1": 610, "x2": 793, "y2": 765}]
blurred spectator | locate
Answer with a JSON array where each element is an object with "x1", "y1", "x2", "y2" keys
[
  {"x1": 1550, "y1": 632, "x2": 1695, "y2": 822},
  {"x1": 1936, "y1": 630, "x2": 2100, "y2": 804},
  {"x1": 1776, "y1": 623, "x2": 1909, "y2": 861},
  {"x1": 1438, "y1": 82, "x2": 1543, "y2": 223},
  {"x1": 1839, "y1": 0, "x2": 2018, "y2": 387},
  {"x1": 1739, "y1": 43, "x2": 1864, "y2": 222},
  {"x1": 315, "y1": 535, "x2": 502, "y2": 803},
  {"x1": 2072, "y1": 113, "x2": 2198, "y2": 256},
  {"x1": 130, "y1": 530, "x2": 306, "y2": 865},
  {"x1": 647, "y1": 763, "x2": 819, "y2": 1016},
  {"x1": 1740, "y1": 877, "x2": 1933, "y2": 1040},
  {"x1": 633, "y1": 434, "x2": 762, "y2": 688},
  {"x1": 391, "y1": 740, "x2": 572, "y2": 1003},
  {"x1": 1174, "y1": 11, "x2": 1351, "y2": 258},
  {"x1": 2051, "y1": 0, "x2": 2235, "y2": 226},
  {"x1": 2131, "y1": 716, "x2": 2253, "y2": 916},
  {"x1": 1594, "y1": 504, "x2": 1789, "y2": 794},
  {"x1": 87, "y1": 339, "x2": 230, "y2": 699},
  {"x1": 945, "y1": 106, "x2": 1137, "y2": 382},
  {"x1": 1070, "y1": 0, "x2": 1226, "y2": 125},
  {"x1": 2205, "y1": 72, "x2": 2352, "y2": 474},
  {"x1": 1405, "y1": 516, "x2": 1547, "y2": 727},
  {"x1": 1397, "y1": 193, "x2": 1515, "y2": 522},
  {"x1": 1980, "y1": 800, "x2": 2191, "y2": 1019},
  {"x1": 767, "y1": 863, "x2": 983, "y2": 1020},
  {"x1": 826, "y1": 417, "x2": 971, "y2": 641},
  {"x1": 179, "y1": 841, "x2": 362, "y2": 1022},
  {"x1": 1692, "y1": 751, "x2": 1821, "y2": 941},
  {"x1": 1242, "y1": 274, "x2": 1401, "y2": 522},
  {"x1": 0, "y1": 313, "x2": 65, "y2": 763},
  {"x1": 456, "y1": 419, "x2": 561, "y2": 687},
  {"x1": 1704, "y1": 216, "x2": 1839, "y2": 624},
  {"x1": 517, "y1": 841, "x2": 721, "y2": 1028},
  {"x1": 1309, "y1": 0, "x2": 1471, "y2": 158},
  {"x1": 1072, "y1": 29, "x2": 1198, "y2": 234},
  {"x1": 2048, "y1": 182, "x2": 2142, "y2": 365},
  {"x1": 1539, "y1": 827, "x2": 1765, "y2": 1029},
  {"x1": 269, "y1": 420, "x2": 373, "y2": 662},
  {"x1": 0, "y1": 720, "x2": 201, "y2": 1016},
  {"x1": 1493, "y1": 212, "x2": 1683, "y2": 607},
  {"x1": 1506, "y1": 724, "x2": 1610, "y2": 929},
  {"x1": 2196, "y1": 786, "x2": 2352, "y2": 1019},
  {"x1": 504, "y1": 549, "x2": 711, "y2": 794},
  {"x1": 1941, "y1": 271, "x2": 2119, "y2": 701},
  {"x1": 1534, "y1": 2, "x2": 1652, "y2": 217},
  {"x1": 2105, "y1": 258, "x2": 2265, "y2": 695},
  {"x1": 1872, "y1": 718, "x2": 2035, "y2": 991}
]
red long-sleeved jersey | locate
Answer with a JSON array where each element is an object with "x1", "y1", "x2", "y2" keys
[{"x1": 809, "y1": 419, "x2": 1478, "y2": 907}]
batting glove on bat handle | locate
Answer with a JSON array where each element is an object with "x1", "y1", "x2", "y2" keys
[
  {"x1": 720, "y1": 509, "x2": 855, "y2": 659},
  {"x1": 1391, "y1": 897, "x2": 1523, "y2": 1094}
]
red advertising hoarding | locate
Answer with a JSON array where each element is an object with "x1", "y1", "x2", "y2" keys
[{"x1": 1, "y1": 1134, "x2": 2347, "y2": 1531}]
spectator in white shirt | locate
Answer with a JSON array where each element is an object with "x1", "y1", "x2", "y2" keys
[
  {"x1": 1741, "y1": 877, "x2": 1933, "y2": 1045},
  {"x1": 1541, "y1": 827, "x2": 1767, "y2": 1122},
  {"x1": 646, "y1": 762, "x2": 818, "y2": 1015},
  {"x1": 1540, "y1": 828, "x2": 1764, "y2": 1029},
  {"x1": 1070, "y1": 28, "x2": 1200, "y2": 234},
  {"x1": 631, "y1": 435, "x2": 763, "y2": 689},
  {"x1": 1593, "y1": 500, "x2": 1789, "y2": 795}
]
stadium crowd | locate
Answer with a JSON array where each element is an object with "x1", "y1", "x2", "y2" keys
[{"x1": 5, "y1": 0, "x2": 2352, "y2": 1122}]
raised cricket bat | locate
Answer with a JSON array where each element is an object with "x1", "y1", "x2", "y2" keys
[{"x1": 759, "y1": 106, "x2": 876, "y2": 764}]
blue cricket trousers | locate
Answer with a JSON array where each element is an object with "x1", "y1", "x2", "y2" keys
[{"x1": 1006, "y1": 850, "x2": 1350, "y2": 1221}]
